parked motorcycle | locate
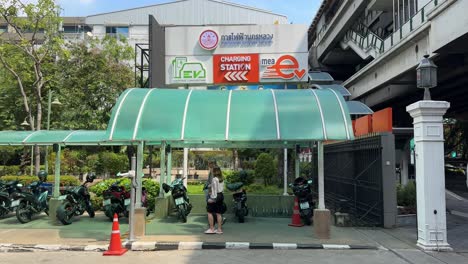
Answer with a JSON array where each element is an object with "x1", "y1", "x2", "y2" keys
[
  {"x1": 15, "y1": 171, "x2": 49, "y2": 223},
  {"x1": 56, "y1": 173, "x2": 96, "y2": 225},
  {"x1": 102, "y1": 179, "x2": 131, "y2": 221},
  {"x1": 289, "y1": 177, "x2": 315, "y2": 225},
  {"x1": 163, "y1": 177, "x2": 192, "y2": 223},
  {"x1": 226, "y1": 182, "x2": 248, "y2": 223},
  {"x1": 0, "y1": 180, "x2": 23, "y2": 217}
]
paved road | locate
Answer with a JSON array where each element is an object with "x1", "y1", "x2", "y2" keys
[{"x1": 1, "y1": 250, "x2": 468, "y2": 264}]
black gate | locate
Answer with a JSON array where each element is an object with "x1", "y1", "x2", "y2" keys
[{"x1": 323, "y1": 134, "x2": 387, "y2": 226}]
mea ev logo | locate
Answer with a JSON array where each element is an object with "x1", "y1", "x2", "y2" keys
[
  {"x1": 262, "y1": 55, "x2": 306, "y2": 80},
  {"x1": 171, "y1": 57, "x2": 207, "y2": 83}
]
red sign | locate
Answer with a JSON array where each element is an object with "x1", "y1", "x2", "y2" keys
[
  {"x1": 262, "y1": 55, "x2": 306, "y2": 80},
  {"x1": 213, "y1": 54, "x2": 259, "y2": 84}
]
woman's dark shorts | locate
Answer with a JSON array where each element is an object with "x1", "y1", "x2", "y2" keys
[{"x1": 207, "y1": 193, "x2": 224, "y2": 214}]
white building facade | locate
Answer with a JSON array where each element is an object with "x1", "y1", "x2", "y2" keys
[{"x1": 82, "y1": 0, "x2": 288, "y2": 47}]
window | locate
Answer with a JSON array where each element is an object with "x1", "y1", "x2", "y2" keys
[
  {"x1": 106, "y1": 26, "x2": 129, "y2": 38},
  {"x1": 63, "y1": 25, "x2": 79, "y2": 33},
  {"x1": 62, "y1": 25, "x2": 92, "y2": 34},
  {"x1": 0, "y1": 25, "x2": 7, "y2": 33}
]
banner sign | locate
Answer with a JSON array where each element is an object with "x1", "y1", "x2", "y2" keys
[
  {"x1": 260, "y1": 54, "x2": 308, "y2": 82},
  {"x1": 166, "y1": 56, "x2": 213, "y2": 84},
  {"x1": 165, "y1": 24, "x2": 308, "y2": 86},
  {"x1": 213, "y1": 54, "x2": 259, "y2": 84}
]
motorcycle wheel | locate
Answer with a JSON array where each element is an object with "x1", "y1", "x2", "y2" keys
[
  {"x1": 56, "y1": 201, "x2": 74, "y2": 225},
  {"x1": 104, "y1": 205, "x2": 114, "y2": 221},
  {"x1": 178, "y1": 205, "x2": 187, "y2": 223},
  {"x1": 0, "y1": 197, "x2": 9, "y2": 217},
  {"x1": 86, "y1": 204, "x2": 95, "y2": 218},
  {"x1": 16, "y1": 200, "x2": 32, "y2": 224},
  {"x1": 238, "y1": 211, "x2": 245, "y2": 223},
  {"x1": 302, "y1": 209, "x2": 312, "y2": 226}
]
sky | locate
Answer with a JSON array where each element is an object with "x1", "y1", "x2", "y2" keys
[{"x1": 57, "y1": 0, "x2": 321, "y2": 25}]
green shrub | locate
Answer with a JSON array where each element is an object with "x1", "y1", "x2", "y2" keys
[
  {"x1": 0, "y1": 175, "x2": 80, "y2": 186},
  {"x1": 397, "y1": 181, "x2": 416, "y2": 207},
  {"x1": 187, "y1": 181, "x2": 205, "y2": 185},
  {"x1": 88, "y1": 178, "x2": 159, "y2": 211},
  {"x1": 241, "y1": 160, "x2": 255, "y2": 170},
  {"x1": 223, "y1": 169, "x2": 255, "y2": 185},
  {"x1": 0, "y1": 166, "x2": 21, "y2": 176},
  {"x1": 99, "y1": 152, "x2": 128, "y2": 176},
  {"x1": 255, "y1": 153, "x2": 276, "y2": 186},
  {"x1": 90, "y1": 195, "x2": 103, "y2": 211},
  {"x1": 244, "y1": 183, "x2": 283, "y2": 195}
]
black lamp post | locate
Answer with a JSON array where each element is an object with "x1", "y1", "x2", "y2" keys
[{"x1": 416, "y1": 55, "x2": 438, "y2": 100}]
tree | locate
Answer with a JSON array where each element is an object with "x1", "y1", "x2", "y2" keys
[
  {"x1": 55, "y1": 36, "x2": 134, "y2": 130},
  {"x1": 255, "y1": 153, "x2": 275, "y2": 186},
  {"x1": 0, "y1": 0, "x2": 63, "y2": 174}
]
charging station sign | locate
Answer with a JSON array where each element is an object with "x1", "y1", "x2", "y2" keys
[{"x1": 213, "y1": 54, "x2": 259, "y2": 84}]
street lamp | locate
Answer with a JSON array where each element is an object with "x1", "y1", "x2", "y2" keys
[
  {"x1": 416, "y1": 54, "x2": 438, "y2": 100},
  {"x1": 45, "y1": 90, "x2": 62, "y2": 173}
]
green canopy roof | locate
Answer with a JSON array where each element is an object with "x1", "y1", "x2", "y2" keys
[
  {"x1": 106, "y1": 88, "x2": 354, "y2": 145},
  {"x1": 0, "y1": 130, "x2": 107, "y2": 146}
]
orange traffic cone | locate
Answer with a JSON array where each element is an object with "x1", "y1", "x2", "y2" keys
[
  {"x1": 288, "y1": 197, "x2": 304, "y2": 227},
  {"x1": 103, "y1": 213, "x2": 128, "y2": 256}
]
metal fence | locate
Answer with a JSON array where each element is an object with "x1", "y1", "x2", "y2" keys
[{"x1": 322, "y1": 133, "x2": 396, "y2": 227}]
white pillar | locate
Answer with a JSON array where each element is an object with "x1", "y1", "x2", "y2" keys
[
  {"x1": 283, "y1": 148, "x2": 288, "y2": 196},
  {"x1": 317, "y1": 141, "x2": 325, "y2": 210},
  {"x1": 407, "y1": 100, "x2": 452, "y2": 251},
  {"x1": 183, "y1": 148, "x2": 188, "y2": 188}
]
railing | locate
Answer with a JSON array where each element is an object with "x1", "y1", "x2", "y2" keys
[
  {"x1": 382, "y1": 0, "x2": 445, "y2": 55},
  {"x1": 343, "y1": 23, "x2": 385, "y2": 57},
  {"x1": 343, "y1": 0, "x2": 445, "y2": 59}
]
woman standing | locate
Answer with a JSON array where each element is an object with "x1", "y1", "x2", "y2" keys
[{"x1": 205, "y1": 167, "x2": 224, "y2": 234}]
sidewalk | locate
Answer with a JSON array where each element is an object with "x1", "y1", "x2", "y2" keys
[
  {"x1": 0, "y1": 211, "x2": 466, "y2": 252},
  {"x1": 446, "y1": 190, "x2": 468, "y2": 219}
]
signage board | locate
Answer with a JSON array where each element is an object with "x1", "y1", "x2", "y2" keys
[
  {"x1": 166, "y1": 56, "x2": 213, "y2": 85},
  {"x1": 164, "y1": 24, "x2": 308, "y2": 86},
  {"x1": 260, "y1": 54, "x2": 308, "y2": 82},
  {"x1": 213, "y1": 54, "x2": 259, "y2": 84}
]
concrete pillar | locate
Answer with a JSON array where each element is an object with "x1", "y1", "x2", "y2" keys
[
  {"x1": 134, "y1": 207, "x2": 146, "y2": 237},
  {"x1": 407, "y1": 100, "x2": 452, "y2": 251},
  {"x1": 314, "y1": 141, "x2": 331, "y2": 239},
  {"x1": 183, "y1": 148, "x2": 188, "y2": 188},
  {"x1": 49, "y1": 144, "x2": 61, "y2": 222},
  {"x1": 159, "y1": 142, "x2": 166, "y2": 198}
]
